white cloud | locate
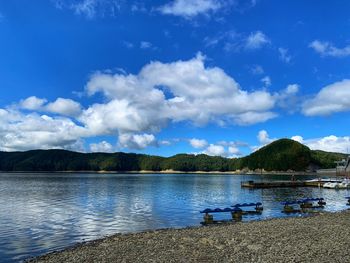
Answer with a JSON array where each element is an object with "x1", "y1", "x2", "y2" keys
[
  {"x1": 0, "y1": 109, "x2": 86, "y2": 152},
  {"x1": 257, "y1": 130, "x2": 276, "y2": 145},
  {"x1": 291, "y1": 135, "x2": 303, "y2": 143},
  {"x1": 309, "y1": 40, "x2": 350, "y2": 58},
  {"x1": 45, "y1": 98, "x2": 82, "y2": 117},
  {"x1": 302, "y1": 79, "x2": 350, "y2": 116},
  {"x1": 233, "y1": 111, "x2": 277, "y2": 126},
  {"x1": 118, "y1": 133, "x2": 157, "y2": 150},
  {"x1": 189, "y1": 138, "x2": 208, "y2": 149},
  {"x1": 249, "y1": 130, "x2": 277, "y2": 152},
  {"x1": 20, "y1": 96, "x2": 47, "y2": 110},
  {"x1": 192, "y1": 139, "x2": 244, "y2": 156},
  {"x1": 90, "y1": 141, "x2": 114, "y2": 152},
  {"x1": 291, "y1": 135, "x2": 350, "y2": 154},
  {"x1": 158, "y1": 0, "x2": 222, "y2": 18},
  {"x1": 83, "y1": 53, "x2": 277, "y2": 135},
  {"x1": 203, "y1": 144, "x2": 226, "y2": 156},
  {"x1": 245, "y1": 31, "x2": 270, "y2": 50},
  {"x1": 276, "y1": 84, "x2": 299, "y2": 112},
  {"x1": 278, "y1": 47, "x2": 292, "y2": 63},
  {"x1": 159, "y1": 140, "x2": 172, "y2": 146},
  {"x1": 228, "y1": 145, "x2": 239, "y2": 154},
  {"x1": 284, "y1": 84, "x2": 299, "y2": 94},
  {"x1": 1, "y1": 53, "x2": 286, "y2": 152},
  {"x1": 261, "y1": 76, "x2": 271, "y2": 87},
  {"x1": 19, "y1": 96, "x2": 81, "y2": 117}
]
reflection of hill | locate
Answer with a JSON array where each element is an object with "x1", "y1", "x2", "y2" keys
[{"x1": 0, "y1": 139, "x2": 347, "y2": 172}]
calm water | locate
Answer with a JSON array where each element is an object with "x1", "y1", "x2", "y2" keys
[{"x1": 0, "y1": 173, "x2": 349, "y2": 262}]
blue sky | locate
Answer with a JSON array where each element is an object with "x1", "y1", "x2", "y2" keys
[{"x1": 1, "y1": 0, "x2": 350, "y2": 156}]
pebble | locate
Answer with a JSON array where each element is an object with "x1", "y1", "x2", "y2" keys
[{"x1": 29, "y1": 210, "x2": 350, "y2": 263}]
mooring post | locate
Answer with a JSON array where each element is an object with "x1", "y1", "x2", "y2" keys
[{"x1": 203, "y1": 213, "x2": 213, "y2": 224}]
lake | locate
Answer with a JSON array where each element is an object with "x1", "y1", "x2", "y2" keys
[{"x1": 0, "y1": 173, "x2": 349, "y2": 262}]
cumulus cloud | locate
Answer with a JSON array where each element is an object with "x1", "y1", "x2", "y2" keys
[
  {"x1": 250, "y1": 130, "x2": 275, "y2": 152},
  {"x1": 83, "y1": 53, "x2": 277, "y2": 135},
  {"x1": 1, "y1": 53, "x2": 292, "y2": 152},
  {"x1": 245, "y1": 31, "x2": 270, "y2": 50},
  {"x1": 46, "y1": 98, "x2": 82, "y2": 117},
  {"x1": 203, "y1": 144, "x2": 226, "y2": 156},
  {"x1": 228, "y1": 145, "x2": 239, "y2": 154},
  {"x1": 291, "y1": 135, "x2": 304, "y2": 143},
  {"x1": 309, "y1": 40, "x2": 350, "y2": 58},
  {"x1": 158, "y1": 0, "x2": 222, "y2": 18},
  {"x1": 19, "y1": 96, "x2": 81, "y2": 117},
  {"x1": 0, "y1": 109, "x2": 86, "y2": 152},
  {"x1": 189, "y1": 138, "x2": 208, "y2": 149},
  {"x1": 276, "y1": 84, "x2": 300, "y2": 112},
  {"x1": 20, "y1": 96, "x2": 47, "y2": 110},
  {"x1": 118, "y1": 133, "x2": 157, "y2": 150},
  {"x1": 90, "y1": 141, "x2": 114, "y2": 152},
  {"x1": 291, "y1": 135, "x2": 350, "y2": 154},
  {"x1": 257, "y1": 130, "x2": 275, "y2": 145},
  {"x1": 284, "y1": 84, "x2": 299, "y2": 94},
  {"x1": 233, "y1": 111, "x2": 277, "y2": 126},
  {"x1": 302, "y1": 79, "x2": 350, "y2": 116},
  {"x1": 191, "y1": 139, "x2": 244, "y2": 157}
]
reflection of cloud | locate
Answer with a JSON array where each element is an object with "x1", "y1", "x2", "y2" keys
[{"x1": 3, "y1": 173, "x2": 350, "y2": 262}]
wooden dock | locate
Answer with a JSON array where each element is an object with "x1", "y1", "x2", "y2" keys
[{"x1": 241, "y1": 180, "x2": 335, "y2": 189}]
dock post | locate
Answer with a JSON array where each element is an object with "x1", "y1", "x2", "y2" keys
[
  {"x1": 283, "y1": 205, "x2": 294, "y2": 213},
  {"x1": 231, "y1": 210, "x2": 243, "y2": 221},
  {"x1": 300, "y1": 202, "x2": 312, "y2": 209},
  {"x1": 203, "y1": 213, "x2": 213, "y2": 224},
  {"x1": 318, "y1": 199, "x2": 326, "y2": 206},
  {"x1": 255, "y1": 204, "x2": 263, "y2": 212}
]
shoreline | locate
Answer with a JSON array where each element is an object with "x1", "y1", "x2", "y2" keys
[
  {"x1": 29, "y1": 210, "x2": 350, "y2": 263},
  {"x1": 0, "y1": 170, "x2": 320, "y2": 176}
]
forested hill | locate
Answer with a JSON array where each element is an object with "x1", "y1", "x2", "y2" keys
[{"x1": 0, "y1": 139, "x2": 347, "y2": 172}]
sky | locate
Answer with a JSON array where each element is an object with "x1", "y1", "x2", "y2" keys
[{"x1": 1, "y1": 0, "x2": 350, "y2": 157}]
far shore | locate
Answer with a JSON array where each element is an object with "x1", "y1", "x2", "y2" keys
[
  {"x1": 29, "y1": 210, "x2": 350, "y2": 263},
  {"x1": 0, "y1": 169, "x2": 322, "y2": 176}
]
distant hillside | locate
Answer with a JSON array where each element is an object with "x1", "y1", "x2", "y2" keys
[
  {"x1": 0, "y1": 139, "x2": 347, "y2": 172},
  {"x1": 240, "y1": 139, "x2": 312, "y2": 171}
]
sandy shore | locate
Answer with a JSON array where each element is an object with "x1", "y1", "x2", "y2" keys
[{"x1": 29, "y1": 210, "x2": 350, "y2": 263}]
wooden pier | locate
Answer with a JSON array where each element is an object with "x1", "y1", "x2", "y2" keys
[{"x1": 240, "y1": 180, "x2": 338, "y2": 189}]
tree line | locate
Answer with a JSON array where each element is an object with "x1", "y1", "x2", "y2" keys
[{"x1": 0, "y1": 139, "x2": 346, "y2": 172}]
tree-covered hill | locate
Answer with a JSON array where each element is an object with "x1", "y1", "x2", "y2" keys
[
  {"x1": 0, "y1": 139, "x2": 347, "y2": 172},
  {"x1": 240, "y1": 139, "x2": 312, "y2": 171}
]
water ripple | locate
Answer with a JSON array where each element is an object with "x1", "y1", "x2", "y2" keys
[{"x1": 0, "y1": 173, "x2": 348, "y2": 262}]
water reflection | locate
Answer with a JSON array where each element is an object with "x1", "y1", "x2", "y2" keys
[{"x1": 0, "y1": 173, "x2": 349, "y2": 262}]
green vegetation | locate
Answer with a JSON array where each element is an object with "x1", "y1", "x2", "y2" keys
[{"x1": 0, "y1": 139, "x2": 347, "y2": 172}]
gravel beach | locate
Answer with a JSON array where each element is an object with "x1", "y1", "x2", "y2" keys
[{"x1": 30, "y1": 211, "x2": 350, "y2": 263}]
